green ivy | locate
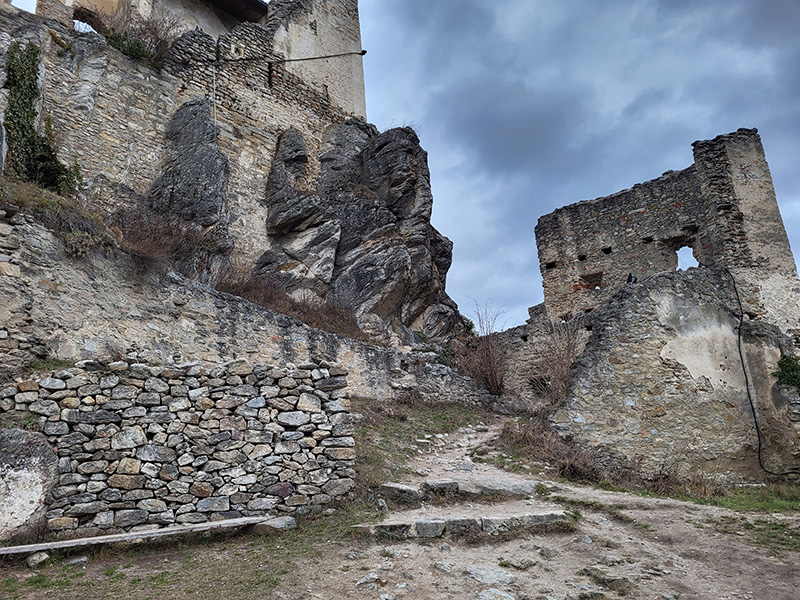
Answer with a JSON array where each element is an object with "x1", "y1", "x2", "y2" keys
[
  {"x1": 4, "y1": 42, "x2": 81, "y2": 195},
  {"x1": 774, "y1": 354, "x2": 800, "y2": 391}
]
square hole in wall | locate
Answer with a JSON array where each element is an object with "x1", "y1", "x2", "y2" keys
[
  {"x1": 602, "y1": 246, "x2": 612, "y2": 254},
  {"x1": 545, "y1": 261, "x2": 557, "y2": 270},
  {"x1": 580, "y1": 272, "x2": 603, "y2": 290},
  {"x1": 578, "y1": 254, "x2": 587, "y2": 261}
]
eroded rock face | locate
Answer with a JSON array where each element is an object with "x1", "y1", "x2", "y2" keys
[
  {"x1": 0, "y1": 429, "x2": 59, "y2": 541},
  {"x1": 259, "y1": 122, "x2": 465, "y2": 342},
  {"x1": 150, "y1": 99, "x2": 229, "y2": 226}
]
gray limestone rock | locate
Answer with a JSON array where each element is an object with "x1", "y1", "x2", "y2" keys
[
  {"x1": 416, "y1": 519, "x2": 446, "y2": 538},
  {"x1": 378, "y1": 482, "x2": 420, "y2": 504},
  {"x1": 149, "y1": 99, "x2": 228, "y2": 227},
  {"x1": 0, "y1": 429, "x2": 59, "y2": 541},
  {"x1": 465, "y1": 565, "x2": 516, "y2": 586},
  {"x1": 258, "y1": 123, "x2": 467, "y2": 342}
]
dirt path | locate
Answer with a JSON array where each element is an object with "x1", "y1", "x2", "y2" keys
[{"x1": 1, "y1": 415, "x2": 798, "y2": 600}]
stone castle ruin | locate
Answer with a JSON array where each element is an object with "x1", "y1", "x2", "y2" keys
[
  {"x1": 1, "y1": 0, "x2": 799, "y2": 547},
  {"x1": 536, "y1": 129, "x2": 800, "y2": 337},
  {"x1": 526, "y1": 129, "x2": 800, "y2": 478},
  {"x1": 0, "y1": 0, "x2": 484, "y2": 541}
]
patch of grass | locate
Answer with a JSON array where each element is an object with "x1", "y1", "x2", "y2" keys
[
  {"x1": 694, "y1": 484, "x2": 800, "y2": 513},
  {"x1": 352, "y1": 397, "x2": 493, "y2": 502},
  {"x1": 25, "y1": 357, "x2": 73, "y2": 374},
  {"x1": 774, "y1": 354, "x2": 800, "y2": 391},
  {"x1": 552, "y1": 496, "x2": 634, "y2": 524},
  {"x1": 706, "y1": 514, "x2": 800, "y2": 554},
  {"x1": 2, "y1": 576, "x2": 20, "y2": 596}
]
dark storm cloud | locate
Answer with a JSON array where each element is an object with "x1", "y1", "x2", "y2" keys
[{"x1": 360, "y1": 0, "x2": 800, "y2": 326}]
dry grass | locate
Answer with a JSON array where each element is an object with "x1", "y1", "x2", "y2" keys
[
  {"x1": 0, "y1": 176, "x2": 115, "y2": 257},
  {"x1": 215, "y1": 264, "x2": 369, "y2": 342},
  {"x1": 113, "y1": 206, "x2": 208, "y2": 265}
]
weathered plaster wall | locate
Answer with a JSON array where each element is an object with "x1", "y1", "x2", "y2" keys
[
  {"x1": 536, "y1": 129, "x2": 800, "y2": 342},
  {"x1": 551, "y1": 268, "x2": 800, "y2": 479},
  {"x1": 269, "y1": 0, "x2": 367, "y2": 118},
  {"x1": 0, "y1": 358, "x2": 356, "y2": 539}
]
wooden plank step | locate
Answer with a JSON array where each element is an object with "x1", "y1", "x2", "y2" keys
[{"x1": 0, "y1": 516, "x2": 285, "y2": 556}]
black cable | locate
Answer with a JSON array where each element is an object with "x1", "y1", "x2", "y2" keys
[
  {"x1": 723, "y1": 267, "x2": 800, "y2": 477},
  {"x1": 174, "y1": 49, "x2": 366, "y2": 67}
]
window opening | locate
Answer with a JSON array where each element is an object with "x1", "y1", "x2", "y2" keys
[
  {"x1": 676, "y1": 246, "x2": 699, "y2": 270},
  {"x1": 580, "y1": 272, "x2": 603, "y2": 290}
]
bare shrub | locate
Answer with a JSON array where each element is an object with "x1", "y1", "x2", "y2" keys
[
  {"x1": 114, "y1": 206, "x2": 206, "y2": 264},
  {"x1": 454, "y1": 301, "x2": 507, "y2": 395},
  {"x1": 215, "y1": 263, "x2": 369, "y2": 342},
  {"x1": 97, "y1": 4, "x2": 183, "y2": 68},
  {"x1": 529, "y1": 316, "x2": 585, "y2": 412},
  {"x1": 501, "y1": 418, "x2": 608, "y2": 484}
]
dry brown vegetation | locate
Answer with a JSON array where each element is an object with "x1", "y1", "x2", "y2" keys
[
  {"x1": 529, "y1": 316, "x2": 585, "y2": 407},
  {"x1": 453, "y1": 301, "x2": 507, "y2": 395},
  {"x1": 0, "y1": 177, "x2": 115, "y2": 258},
  {"x1": 75, "y1": 4, "x2": 183, "y2": 68},
  {"x1": 113, "y1": 206, "x2": 213, "y2": 265},
  {"x1": 215, "y1": 264, "x2": 370, "y2": 342}
]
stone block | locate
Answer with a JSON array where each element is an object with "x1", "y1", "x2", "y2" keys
[
  {"x1": 197, "y1": 496, "x2": 230, "y2": 512},
  {"x1": 115, "y1": 509, "x2": 148, "y2": 528},
  {"x1": 415, "y1": 519, "x2": 447, "y2": 538}
]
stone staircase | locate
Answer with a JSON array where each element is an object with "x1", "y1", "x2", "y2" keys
[{"x1": 354, "y1": 475, "x2": 570, "y2": 541}]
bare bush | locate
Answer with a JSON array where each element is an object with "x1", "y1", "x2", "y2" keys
[
  {"x1": 454, "y1": 301, "x2": 507, "y2": 396},
  {"x1": 529, "y1": 316, "x2": 585, "y2": 412},
  {"x1": 114, "y1": 206, "x2": 205, "y2": 264},
  {"x1": 93, "y1": 4, "x2": 184, "y2": 68}
]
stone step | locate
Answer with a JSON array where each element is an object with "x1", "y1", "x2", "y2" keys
[
  {"x1": 0, "y1": 516, "x2": 296, "y2": 558},
  {"x1": 379, "y1": 478, "x2": 552, "y2": 505},
  {"x1": 354, "y1": 510, "x2": 569, "y2": 540}
]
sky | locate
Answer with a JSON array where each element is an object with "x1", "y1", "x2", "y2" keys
[
  {"x1": 9, "y1": 0, "x2": 800, "y2": 329},
  {"x1": 358, "y1": 0, "x2": 800, "y2": 328}
]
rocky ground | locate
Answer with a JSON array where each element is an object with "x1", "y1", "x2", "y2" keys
[{"x1": 1, "y1": 414, "x2": 798, "y2": 600}]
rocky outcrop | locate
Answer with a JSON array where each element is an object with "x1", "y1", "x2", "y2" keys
[
  {"x1": 258, "y1": 122, "x2": 465, "y2": 343},
  {"x1": 149, "y1": 99, "x2": 229, "y2": 228},
  {"x1": 0, "y1": 428, "x2": 59, "y2": 541}
]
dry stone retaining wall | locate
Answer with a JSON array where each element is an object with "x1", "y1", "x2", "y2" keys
[{"x1": 0, "y1": 358, "x2": 356, "y2": 539}]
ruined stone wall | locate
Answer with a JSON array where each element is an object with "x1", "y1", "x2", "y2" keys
[
  {"x1": 0, "y1": 358, "x2": 355, "y2": 538},
  {"x1": 551, "y1": 268, "x2": 800, "y2": 480},
  {"x1": 0, "y1": 219, "x2": 497, "y2": 411},
  {"x1": 536, "y1": 129, "x2": 800, "y2": 340},
  {"x1": 0, "y1": 7, "x2": 351, "y2": 264}
]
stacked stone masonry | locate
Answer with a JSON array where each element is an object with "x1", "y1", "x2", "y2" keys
[{"x1": 0, "y1": 359, "x2": 356, "y2": 537}]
